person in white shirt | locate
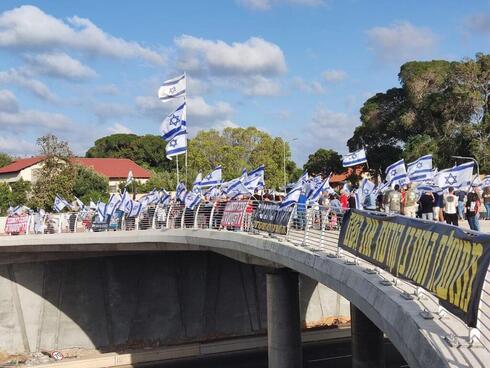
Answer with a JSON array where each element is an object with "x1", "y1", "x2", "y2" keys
[{"x1": 443, "y1": 187, "x2": 458, "y2": 226}]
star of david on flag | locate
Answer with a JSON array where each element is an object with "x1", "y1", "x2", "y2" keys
[
  {"x1": 407, "y1": 154, "x2": 433, "y2": 182},
  {"x1": 166, "y1": 131, "x2": 187, "y2": 160},
  {"x1": 434, "y1": 162, "x2": 474, "y2": 190},
  {"x1": 158, "y1": 74, "x2": 186, "y2": 102},
  {"x1": 160, "y1": 103, "x2": 187, "y2": 141},
  {"x1": 342, "y1": 148, "x2": 367, "y2": 167},
  {"x1": 200, "y1": 166, "x2": 222, "y2": 188},
  {"x1": 385, "y1": 159, "x2": 409, "y2": 186}
]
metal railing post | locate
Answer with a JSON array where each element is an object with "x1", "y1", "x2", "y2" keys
[
  {"x1": 151, "y1": 205, "x2": 158, "y2": 229},
  {"x1": 194, "y1": 204, "x2": 201, "y2": 229},
  {"x1": 209, "y1": 201, "x2": 217, "y2": 229},
  {"x1": 181, "y1": 207, "x2": 186, "y2": 229},
  {"x1": 285, "y1": 204, "x2": 296, "y2": 241},
  {"x1": 302, "y1": 207, "x2": 311, "y2": 246},
  {"x1": 165, "y1": 203, "x2": 173, "y2": 229},
  {"x1": 319, "y1": 208, "x2": 327, "y2": 248}
]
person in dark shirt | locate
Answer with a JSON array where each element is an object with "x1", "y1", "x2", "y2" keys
[
  {"x1": 348, "y1": 192, "x2": 357, "y2": 209},
  {"x1": 419, "y1": 191, "x2": 435, "y2": 220}
]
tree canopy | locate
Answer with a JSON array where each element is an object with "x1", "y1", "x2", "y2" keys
[
  {"x1": 348, "y1": 53, "x2": 490, "y2": 173},
  {"x1": 0, "y1": 153, "x2": 12, "y2": 168},
  {"x1": 303, "y1": 149, "x2": 343, "y2": 177}
]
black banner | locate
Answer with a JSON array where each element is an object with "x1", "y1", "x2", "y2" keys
[
  {"x1": 252, "y1": 202, "x2": 294, "y2": 235},
  {"x1": 339, "y1": 209, "x2": 490, "y2": 327}
]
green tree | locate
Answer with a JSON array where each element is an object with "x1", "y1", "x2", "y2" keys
[
  {"x1": 10, "y1": 179, "x2": 31, "y2": 207},
  {"x1": 30, "y1": 134, "x2": 76, "y2": 210},
  {"x1": 0, "y1": 182, "x2": 10, "y2": 215},
  {"x1": 303, "y1": 149, "x2": 343, "y2": 177},
  {"x1": 348, "y1": 53, "x2": 490, "y2": 173},
  {"x1": 86, "y1": 134, "x2": 174, "y2": 171},
  {"x1": 0, "y1": 153, "x2": 12, "y2": 168},
  {"x1": 73, "y1": 165, "x2": 109, "y2": 203}
]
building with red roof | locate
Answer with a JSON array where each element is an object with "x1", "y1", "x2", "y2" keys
[{"x1": 0, "y1": 156, "x2": 151, "y2": 193}]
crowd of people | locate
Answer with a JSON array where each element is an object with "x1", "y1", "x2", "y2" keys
[{"x1": 325, "y1": 183, "x2": 490, "y2": 232}]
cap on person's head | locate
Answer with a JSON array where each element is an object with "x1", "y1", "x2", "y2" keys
[
  {"x1": 394, "y1": 184, "x2": 400, "y2": 191},
  {"x1": 448, "y1": 186, "x2": 454, "y2": 193}
]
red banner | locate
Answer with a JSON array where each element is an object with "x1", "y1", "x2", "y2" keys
[
  {"x1": 220, "y1": 201, "x2": 249, "y2": 228},
  {"x1": 5, "y1": 214, "x2": 29, "y2": 234}
]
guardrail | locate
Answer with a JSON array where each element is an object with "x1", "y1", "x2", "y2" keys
[{"x1": 1, "y1": 199, "x2": 488, "y2": 350}]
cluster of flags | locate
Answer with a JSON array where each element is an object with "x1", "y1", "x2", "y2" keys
[{"x1": 158, "y1": 74, "x2": 188, "y2": 160}]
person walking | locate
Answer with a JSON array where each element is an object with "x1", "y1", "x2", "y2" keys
[
  {"x1": 466, "y1": 191, "x2": 481, "y2": 231},
  {"x1": 443, "y1": 187, "x2": 458, "y2": 226},
  {"x1": 419, "y1": 191, "x2": 435, "y2": 220}
]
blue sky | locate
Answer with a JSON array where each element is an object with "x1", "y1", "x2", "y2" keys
[{"x1": 0, "y1": 1, "x2": 488, "y2": 164}]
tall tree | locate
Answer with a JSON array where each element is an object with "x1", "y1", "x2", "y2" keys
[
  {"x1": 0, "y1": 153, "x2": 12, "y2": 168},
  {"x1": 30, "y1": 134, "x2": 76, "y2": 210},
  {"x1": 303, "y1": 149, "x2": 343, "y2": 177}
]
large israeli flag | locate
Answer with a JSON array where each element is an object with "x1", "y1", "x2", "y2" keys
[
  {"x1": 128, "y1": 200, "x2": 143, "y2": 218},
  {"x1": 176, "y1": 182, "x2": 187, "y2": 202},
  {"x1": 185, "y1": 189, "x2": 202, "y2": 210},
  {"x1": 159, "y1": 190, "x2": 170, "y2": 205},
  {"x1": 279, "y1": 182, "x2": 302, "y2": 209},
  {"x1": 96, "y1": 201, "x2": 107, "y2": 221},
  {"x1": 166, "y1": 131, "x2": 187, "y2": 159},
  {"x1": 226, "y1": 181, "x2": 251, "y2": 199},
  {"x1": 158, "y1": 74, "x2": 186, "y2": 102},
  {"x1": 200, "y1": 166, "x2": 222, "y2": 188},
  {"x1": 118, "y1": 190, "x2": 130, "y2": 211},
  {"x1": 246, "y1": 164, "x2": 265, "y2": 189},
  {"x1": 407, "y1": 154, "x2": 433, "y2": 182},
  {"x1": 342, "y1": 148, "x2": 367, "y2": 167},
  {"x1": 105, "y1": 194, "x2": 121, "y2": 217},
  {"x1": 434, "y1": 162, "x2": 474, "y2": 190},
  {"x1": 53, "y1": 195, "x2": 69, "y2": 212},
  {"x1": 385, "y1": 159, "x2": 409, "y2": 186},
  {"x1": 306, "y1": 178, "x2": 330, "y2": 204},
  {"x1": 193, "y1": 173, "x2": 202, "y2": 188},
  {"x1": 160, "y1": 103, "x2": 187, "y2": 141}
]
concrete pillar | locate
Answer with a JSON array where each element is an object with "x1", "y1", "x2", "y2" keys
[
  {"x1": 266, "y1": 269, "x2": 302, "y2": 368},
  {"x1": 350, "y1": 303, "x2": 385, "y2": 368}
]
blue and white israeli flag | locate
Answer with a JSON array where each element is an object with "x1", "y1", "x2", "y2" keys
[
  {"x1": 159, "y1": 189, "x2": 170, "y2": 205},
  {"x1": 75, "y1": 196, "x2": 85, "y2": 210},
  {"x1": 407, "y1": 154, "x2": 433, "y2": 182},
  {"x1": 128, "y1": 200, "x2": 143, "y2": 218},
  {"x1": 53, "y1": 195, "x2": 70, "y2": 213},
  {"x1": 185, "y1": 189, "x2": 202, "y2": 210},
  {"x1": 203, "y1": 186, "x2": 221, "y2": 200},
  {"x1": 385, "y1": 159, "x2": 409, "y2": 186},
  {"x1": 160, "y1": 103, "x2": 187, "y2": 141},
  {"x1": 139, "y1": 189, "x2": 160, "y2": 208},
  {"x1": 342, "y1": 148, "x2": 367, "y2": 167},
  {"x1": 482, "y1": 175, "x2": 490, "y2": 188},
  {"x1": 125, "y1": 170, "x2": 134, "y2": 187},
  {"x1": 306, "y1": 178, "x2": 330, "y2": 204},
  {"x1": 279, "y1": 182, "x2": 302, "y2": 209},
  {"x1": 297, "y1": 171, "x2": 309, "y2": 187},
  {"x1": 96, "y1": 201, "x2": 107, "y2": 221},
  {"x1": 118, "y1": 190, "x2": 130, "y2": 211},
  {"x1": 434, "y1": 162, "x2": 474, "y2": 190},
  {"x1": 158, "y1": 74, "x2": 186, "y2": 102},
  {"x1": 176, "y1": 182, "x2": 187, "y2": 202},
  {"x1": 200, "y1": 166, "x2": 222, "y2": 188},
  {"x1": 105, "y1": 194, "x2": 121, "y2": 217},
  {"x1": 226, "y1": 181, "x2": 251, "y2": 199},
  {"x1": 246, "y1": 164, "x2": 265, "y2": 189},
  {"x1": 166, "y1": 131, "x2": 187, "y2": 159}
]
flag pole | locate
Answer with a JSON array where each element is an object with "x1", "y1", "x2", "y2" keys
[
  {"x1": 184, "y1": 92, "x2": 188, "y2": 188},
  {"x1": 176, "y1": 155, "x2": 180, "y2": 187}
]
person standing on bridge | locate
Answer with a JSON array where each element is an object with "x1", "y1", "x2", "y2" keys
[
  {"x1": 403, "y1": 183, "x2": 418, "y2": 218},
  {"x1": 386, "y1": 184, "x2": 402, "y2": 215},
  {"x1": 419, "y1": 190, "x2": 435, "y2": 221},
  {"x1": 466, "y1": 191, "x2": 481, "y2": 231},
  {"x1": 443, "y1": 187, "x2": 458, "y2": 226}
]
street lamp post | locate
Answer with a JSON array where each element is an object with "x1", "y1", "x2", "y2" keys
[
  {"x1": 283, "y1": 138, "x2": 298, "y2": 191},
  {"x1": 451, "y1": 155, "x2": 480, "y2": 186}
]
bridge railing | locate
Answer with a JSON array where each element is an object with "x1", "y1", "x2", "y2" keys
[{"x1": 1, "y1": 199, "x2": 488, "y2": 348}]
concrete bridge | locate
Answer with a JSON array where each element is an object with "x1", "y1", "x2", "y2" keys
[{"x1": 0, "y1": 225, "x2": 489, "y2": 368}]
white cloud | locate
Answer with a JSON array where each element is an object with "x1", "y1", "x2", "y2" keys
[
  {"x1": 322, "y1": 69, "x2": 347, "y2": 82},
  {"x1": 0, "y1": 135, "x2": 36, "y2": 155},
  {"x1": 292, "y1": 77, "x2": 325, "y2": 94},
  {"x1": 239, "y1": 0, "x2": 325, "y2": 11},
  {"x1": 0, "y1": 109, "x2": 72, "y2": 129},
  {"x1": 0, "y1": 69, "x2": 57, "y2": 102},
  {"x1": 298, "y1": 105, "x2": 358, "y2": 162},
  {"x1": 244, "y1": 76, "x2": 282, "y2": 96},
  {"x1": 366, "y1": 21, "x2": 437, "y2": 64},
  {"x1": 24, "y1": 52, "x2": 97, "y2": 81},
  {"x1": 107, "y1": 123, "x2": 133, "y2": 135},
  {"x1": 175, "y1": 35, "x2": 286, "y2": 76},
  {"x1": 95, "y1": 84, "x2": 118, "y2": 95},
  {"x1": 94, "y1": 102, "x2": 133, "y2": 122},
  {"x1": 0, "y1": 5, "x2": 164, "y2": 64},
  {"x1": 135, "y1": 95, "x2": 166, "y2": 117},
  {"x1": 0, "y1": 89, "x2": 19, "y2": 112},
  {"x1": 465, "y1": 14, "x2": 490, "y2": 35}
]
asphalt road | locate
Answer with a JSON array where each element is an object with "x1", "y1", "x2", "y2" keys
[{"x1": 131, "y1": 338, "x2": 407, "y2": 368}]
